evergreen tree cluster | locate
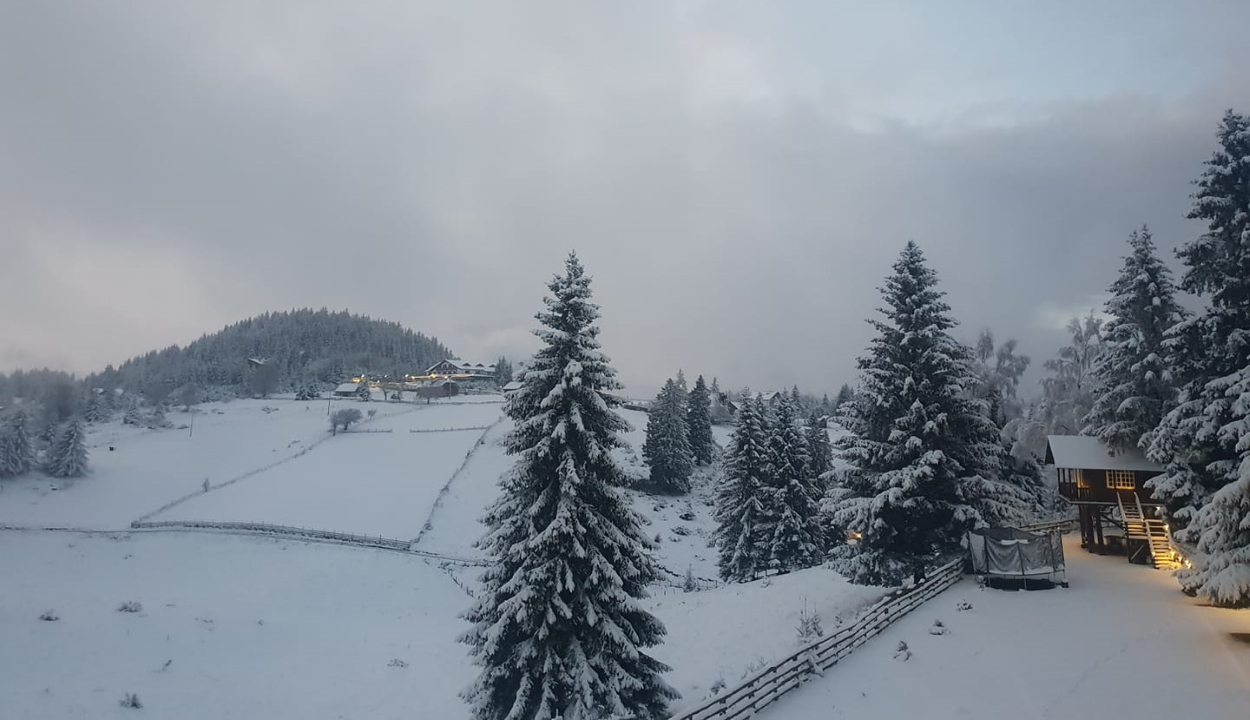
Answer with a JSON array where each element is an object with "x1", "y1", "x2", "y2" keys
[
  {"x1": 461, "y1": 253, "x2": 677, "y2": 720},
  {"x1": 641, "y1": 373, "x2": 718, "y2": 493},
  {"x1": 1137, "y1": 110, "x2": 1250, "y2": 607},
  {"x1": 713, "y1": 392, "x2": 831, "y2": 582}
]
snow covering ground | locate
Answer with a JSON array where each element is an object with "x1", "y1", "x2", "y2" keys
[
  {"x1": 764, "y1": 536, "x2": 1250, "y2": 720},
  {"x1": 153, "y1": 401, "x2": 502, "y2": 539},
  {"x1": 0, "y1": 530, "x2": 475, "y2": 720},
  {"x1": 8, "y1": 399, "x2": 1240, "y2": 719},
  {"x1": 0, "y1": 398, "x2": 416, "y2": 530}
]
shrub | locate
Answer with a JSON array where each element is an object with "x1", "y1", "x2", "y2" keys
[
  {"x1": 330, "y1": 408, "x2": 363, "y2": 434},
  {"x1": 117, "y1": 601, "x2": 143, "y2": 613},
  {"x1": 119, "y1": 692, "x2": 142, "y2": 709},
  {"x1": 39, "y1": 610, "x2": 59, "y2": 621}
]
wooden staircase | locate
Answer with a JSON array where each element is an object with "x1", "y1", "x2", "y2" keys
[{"x1": 1117, "y1": 491, "x2": 1180, "y2": 570}]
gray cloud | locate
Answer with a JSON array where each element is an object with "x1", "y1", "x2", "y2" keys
[{"x1": 2, "y1": 1, "x2": 1247, "y2": 396}]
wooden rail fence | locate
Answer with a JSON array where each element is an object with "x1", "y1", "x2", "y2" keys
[{"x1": 665, "y1": 558, "x2": 964, "y2": 720}]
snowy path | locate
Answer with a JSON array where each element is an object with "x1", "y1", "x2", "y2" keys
[{"x1": 763, "y1": 536, "x2": 1250, "y2": 720}]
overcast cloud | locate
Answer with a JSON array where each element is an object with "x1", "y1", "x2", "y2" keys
[{"x1": 2, "y1": 0, "x2": 1247, "y2": 396}]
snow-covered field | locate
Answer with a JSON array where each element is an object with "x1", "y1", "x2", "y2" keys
[
  {"x1": 0, "y1": 530, "x2": 476, "y2": 720},
  {"x1": 0, "y1": 398, "x2": 416, "y2": 530},
  {"x1": 152, "y1": 404, "x2": 501, "y2": 539},
  {"x1": 764, "y1": 536, "x2": 1250, "y2": 720}
]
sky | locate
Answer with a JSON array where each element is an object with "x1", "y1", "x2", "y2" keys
[{"x1": 2, "y1": 0, "x2": 1248, "y2": 397}]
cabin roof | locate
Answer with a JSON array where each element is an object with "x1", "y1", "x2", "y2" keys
[
  {"x1": 334, "y1": 382, "x2": 359, "y2": 393},
  {"x1": 1043, "y1": 435, "x2": 1163, "y2": 472}
]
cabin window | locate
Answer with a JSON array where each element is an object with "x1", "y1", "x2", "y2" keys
[
  {"x1": 1106, "y1": 470, "x2": 1136, "y2": 490},
  {"x1": 1075, "y1": 469, "x2": 1089, "y2": 489}
]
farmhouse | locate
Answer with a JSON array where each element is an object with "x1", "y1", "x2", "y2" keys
[
  {"x1": 333, "y1": 382, "x2": 361, "y2": 398},
  {"x1": 422, "y1": 359, "x2": 496, "y2": 380},
  {"x1": 1044, "y1": 435, "x2": 1180, "y2": 569}
]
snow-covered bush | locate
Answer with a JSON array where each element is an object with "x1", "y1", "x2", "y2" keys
[
  {"x1": 795, "y1": 602, "x2": 824, "y2": 643},
  {"x1": 893, "y1": 641, "x2": 911, "y2": 661},
  {"x1": 330, "y1": 409, "x2": 362, "y2": 434},
  {"x1": 39, "y1": 609, "x2": 59, "y2": 621},
  {"x1": 117, "y1": 601, "x2": 143, "y2": 613},
  {"x1": 119, "y1": 692, "x2": 142, "y2": 709},
  {"x1": 928, "y1": 619, "x2": 949, "y2": 636},
  {"x1": 956, "y1": 599, "x2": 973, "y2": 612}
]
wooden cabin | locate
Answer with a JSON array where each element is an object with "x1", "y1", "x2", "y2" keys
[{"x1": 1044, "y1": 435, "x2": 1179, "y2": 569}]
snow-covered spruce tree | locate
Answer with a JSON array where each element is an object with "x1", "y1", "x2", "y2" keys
[
  {"x1": 764, "y1": 397, "x2": 825, "y2": 573},
  {"x1": 1083, "y1": 226, "x2": 1186, "y2": 453},
  {"x1": 83, "y1": 393, "x2": 110, "y2": 423},
  {"x1": 642, "y1": 378, "x2": 695, "y2": 493},
  {"x1": 460, "y1": 253, "x2": 677, "y2": 720},
  {"x1": 45, "y1": 419, "x2": 88, "y2": 478},
  {"x1": 686, "y1": 375, "x2": 716, "y2": 466},
  {"x1": 827, "y1": 242, "x2": 1007, "y2": 586},
  {"x1": 0, "y1": 410, "x2": 35, "y2": 477},
  {"x1": 804, "y1": 413, "x2": 833, "y2": 483},
  {"x1": 713, "y1": 395, "x2": 771, "y2": 583},
  {"x1": 1147, "y1": 110, "x2": 1250, "y2": 604}
]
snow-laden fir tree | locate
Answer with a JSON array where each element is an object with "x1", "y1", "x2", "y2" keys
[
  {"x1": 1083, "y1": 226, "x2": 1186, "y2": 453},
  {"x1": 122, "y1": 399, "x2": 142, "y2": 426},
  {"x1": 804, "y1": 413, "x2": 833, "y2": 483},
  {"x1": 826, "y1": 242, "x2": 1008, "y2": 586},
  {"x1": 83, "y1": 393, "x2": 111, "y2": 423},
  {"x1": 764, "y1": 397, "x2": 825, "y2": 573},
  {"x1": 643, "y1": 378, "x2": 695, "y2": 493},
  {"x1": 45, "y1": 419, "x2": 88, "y2": 478},
  {"x1": 834, "y1": 383, "x2": 853, "y2": 409},
  {"x1": 1147, "y1": 110, "x2": 1250, "y2": 605},
  {"x1": 0, "y1": 410, "x2": 35, "y2": 477},
  {"x1": 460, "y1": 253, "x2": 677, "y2": 720},
  {"x1": 713, "y1": 395, "x2": 771, "y2": 583},
  {"x1": 686, "y1": 375, "x2": 716, "y2": 466}
]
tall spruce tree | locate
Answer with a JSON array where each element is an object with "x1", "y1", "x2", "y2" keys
[
  {"x1": 1148, "y1": 110, "x2": 1250, "y2": 606},
  {"x1": 686, "y1": 375, "x2": 716, "y2": 466},
  {"x1": 826, "y1": 242, "x2": 1005, "y2": 586},
  {"x1": 764, "y1": 397, "x2": 825, "y2": 573},
  {"x1": 460, "y1": 253, "x2": 677, "y2": 720},
  {"x1": 713, "y1": 396, "x2": 771, "y2": 582},
  {"x1": 0, "y1": 410, "x2": 34, "y2": 477},
  {"x1": 804, "y1": 414, "x2": 833, "y2": 483},
  {"x1": 643, "y1": 378, "x2": 695, "y2": 493},
  {"x1": 1084, "y1": 226, "x2": 1186, "y2": 453},
  {"x1": 45, "y1": 419, "x2": 88, "y2": 478}
]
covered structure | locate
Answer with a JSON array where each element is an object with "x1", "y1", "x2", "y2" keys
[
  {"x1": 967, "y1": 527, "x2": 1067, "y2": 589},
  {"x1": 1044, "y1": 435, "x2": 1178, "y2": 569}
]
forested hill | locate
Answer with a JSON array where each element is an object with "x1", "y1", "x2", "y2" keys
[{"x1": 85, "y1": 309, "x2": 453, "y2": 396}]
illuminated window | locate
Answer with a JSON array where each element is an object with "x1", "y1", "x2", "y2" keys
[
  {"x1": 1106, "y1": 470, "x2": 1136, "y2": 490},
  {"x1": 1075, "y1": 469, "x2": 1089, "y2": 489}
]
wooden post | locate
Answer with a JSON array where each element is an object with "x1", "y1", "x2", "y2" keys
[{"x1": 1094, "y1": 506, "x2": 1105, "y2": 554}]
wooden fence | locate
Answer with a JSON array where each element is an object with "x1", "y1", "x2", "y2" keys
[{"x1": 665, "y1": 558, "x2": 964, "y2": 720}]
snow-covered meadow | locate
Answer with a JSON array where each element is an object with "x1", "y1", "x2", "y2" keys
[{"x1": 0, "y1": 395, "x2": 891, "y2": 719}]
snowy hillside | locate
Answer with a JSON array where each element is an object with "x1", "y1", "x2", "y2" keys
[{"x1": 1, "y1": 395, "x2": 892, "y2": 719}]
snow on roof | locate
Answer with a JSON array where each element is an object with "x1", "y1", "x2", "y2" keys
[
  {"x1": 425, "y1": 359, "x2": 496, "y2": 373},
  {"x1": 502, "y1": 381, "x2": 524, "y2": 391},
  {"x1": 334, "y1": 383, "x2": 360, "y2": 393},
  {"x1": 1043, "y1": 435, "x2": 1163, "y2": 472}
]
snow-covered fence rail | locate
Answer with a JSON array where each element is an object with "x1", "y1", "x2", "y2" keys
[
  {"x1": 130, "y1": 520, "x2": 411, "y2": 551},
  {"x1": 1019, "y1": 518, "x2": 1076, "y2": 534},
  {"x1": 408, "y1": 426, "x2": 493, "y2": 433},
  {"x1": 665, "y1": 559, "x2": 963, "y2": 720}
]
